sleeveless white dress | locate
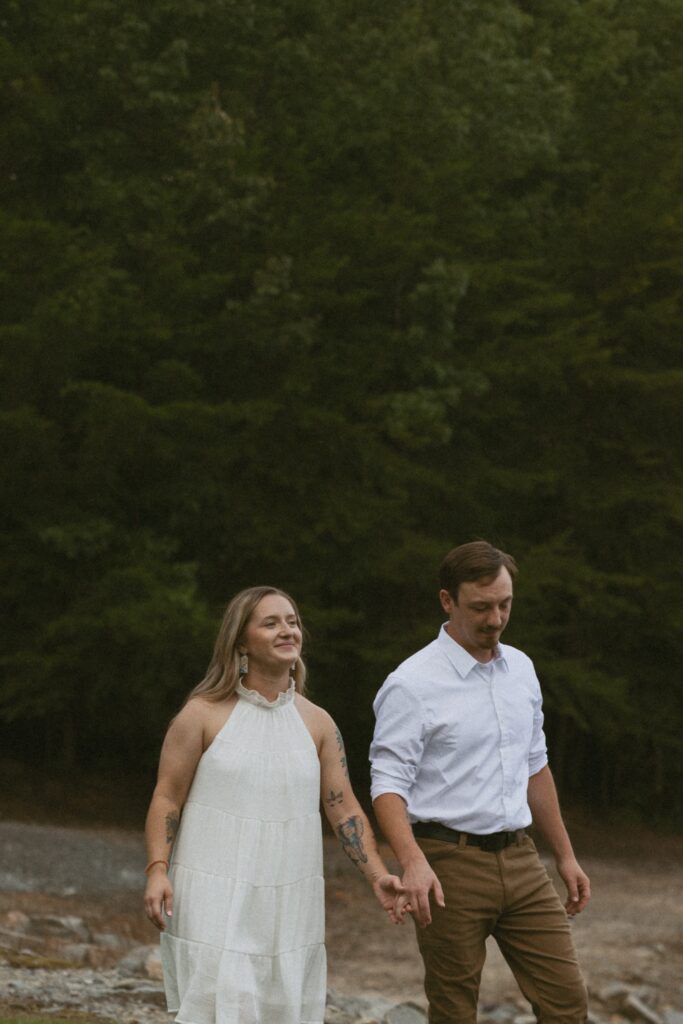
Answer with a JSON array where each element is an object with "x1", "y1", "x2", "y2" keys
[{"x1": 160, "y1": 682, "x2": 326, "y2": 1024}]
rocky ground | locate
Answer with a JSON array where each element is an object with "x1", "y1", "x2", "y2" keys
[{"x1": 0, "y1": 819, "x2": 682, "y2": 1023}]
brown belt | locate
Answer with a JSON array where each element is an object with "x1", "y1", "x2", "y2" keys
[{"x1": 412, "y1": 821, "x2": 526, "y2": 852}]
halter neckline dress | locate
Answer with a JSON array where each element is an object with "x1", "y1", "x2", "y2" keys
[{"x1": 160, "y1": 680, "x2": 326, "y2": 1024}]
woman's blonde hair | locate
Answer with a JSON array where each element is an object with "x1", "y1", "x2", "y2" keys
[{"x1": 186, "y1": 586, "x2": 306, "y2": 703}]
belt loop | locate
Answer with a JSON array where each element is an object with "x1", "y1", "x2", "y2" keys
[
  {"x1": 515, "y1": 829, "x2": 524, "y2": 845},
  {"x1": 458, "y1": 831, "x2": 468, "y2": 848}
]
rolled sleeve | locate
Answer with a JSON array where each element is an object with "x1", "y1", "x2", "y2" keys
[
  {"x1": 369, "y1": 675, "x2": 425, "y2": 803},
  {"x1": 527, "y1": 676, "x2": 548, "y2": 776}
]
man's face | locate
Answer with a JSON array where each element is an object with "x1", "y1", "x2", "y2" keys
[{"x1": 439, "y1": 568, "x2": 513, "y2": 662}]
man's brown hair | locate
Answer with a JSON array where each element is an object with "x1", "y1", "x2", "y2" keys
[{"x1": 439, "y1": 541, "x2": 518, "y2": 601}]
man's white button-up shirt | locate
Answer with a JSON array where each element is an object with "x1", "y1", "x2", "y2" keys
[{"x1": 369, "y1": 625, "x2": 548, "y2": 833}]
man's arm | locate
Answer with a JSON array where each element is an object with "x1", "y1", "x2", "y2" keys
[
  {"x1": 371, "y1": 676, "x2": 444, "y2": 926},
  {"x1": 527, "y1": 765, "x2": 591, "y2": 915},
  {"x1": 373, "y1": 792, "x2": 445, "y2": 927}
]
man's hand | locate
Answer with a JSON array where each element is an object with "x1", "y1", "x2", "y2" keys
[
  {"x1": 372, "y1": 793, "x2": 445, "y2": 927},
  {"x1": 557, "y1": 856, "x2": 591, "y2": 916},
  {"x1": 372, "y1": 873, "x2": 409, "y2": 924},
  {"x1": 401, "y1": 856, "x2": 445, "y2": 927}
]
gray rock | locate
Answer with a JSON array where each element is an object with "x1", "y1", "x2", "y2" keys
[
  {"x1": 117, "y1": 943, "x2": 160, "y2": 977},
  {"x1": 130, "y1": 983, "x2": 167, "y2": 1006},
  {"x1": 480, "y1": 1004, "x2": 520, "y2": 1024},
  {"x1": 588, "y1": 1013, "x2": 612, "y2": 1024},
  {"x1": 383, "y1": 1002, "x2": 428, "y2": 1023},
  {"x1": 324, "y1": 991, "x2": 388, "y2": 1023},
  {"x1": 94, "y1": 930, "x2": 129, "y2": 950},
  {"x1": 61, "y1": 942, "x2": 92, "y2": 964},
  {"x1": 327, "y1": 990, "x2": 375, "y2": 1015},
  {"x1": 662, "y1": 1011, "x2": 683, "y2": 1024},
  {"x1": 0, "y1": 963, "x2": 170, "y2": 1023},
  {"x1": 324, "y1": 990, "x2": 423, "y2": 1024},
  {"x1": 27, "y1": 913, "x2": 91, "y2": 942},
  {"x1": 623, "y1": 994, "x2": 664, "y2": 1024},
  {"x1": 597, "y1": 982, "x2": 638, "y2": 1011},
  {"x1": 359, "y1": 994, "x2": 394, "y2": 1021},
  {"x1": 112, "y1": 977, "x2": 147, "y2": 990},
  {"x1": 61, "y1": 942, "x2": 114, "y2": 967},
  {"x1": 325, "y1": 1007, "x2": 358, "y2": 1024}
]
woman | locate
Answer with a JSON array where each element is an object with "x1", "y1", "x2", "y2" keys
[{"x1": 144, "y1": 585, "x2": 405, "y2": 1024}]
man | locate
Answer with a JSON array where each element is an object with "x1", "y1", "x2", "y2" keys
[{"x1": 370, "y1": 541, "x2": 589, "y2": 1024}]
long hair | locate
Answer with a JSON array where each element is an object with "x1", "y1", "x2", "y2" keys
[{"x1": 186, "y1": 586, "x2": 306, "y2": 704}]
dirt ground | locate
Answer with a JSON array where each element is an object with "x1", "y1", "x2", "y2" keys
[
  {"x1": 323, "y1": 832, "x2": 683, "y2": 1008},
  {"x1": 2, "y1": 823, "x2": 682, "y2": 1012}
]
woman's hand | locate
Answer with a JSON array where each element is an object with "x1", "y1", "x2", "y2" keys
[
  {"x1": 371, "y1": 873, "x2": 409, "y2": 925},
  {"x1": 144, "y1": 865, "x2": 174, "y2": 931}
]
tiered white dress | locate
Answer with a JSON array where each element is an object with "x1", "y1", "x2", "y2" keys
[{"x1": 160, "y1": 682, "x2": 326, "y2": 1024}]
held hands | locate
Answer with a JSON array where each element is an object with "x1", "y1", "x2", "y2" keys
[
  {"x1": 144, "y1": 865, "x2": 174, "y2": 931},
  {"x1": 557, "y1": 856, "x2": 591, "y2": 916},
  {"x1": 371, "y1": 873, "x2": 411, "y2": 925},
  {"x1": 400, "y1": 857, "x2": 445, "y2": 928}
]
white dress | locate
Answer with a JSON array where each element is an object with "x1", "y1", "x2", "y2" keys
[{"x1": 160, "y1": 682, "x2": 326, "y2": 1024}]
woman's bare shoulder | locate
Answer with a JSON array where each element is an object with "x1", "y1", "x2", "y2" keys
[
  {"x1": 294, "y1": 694, "x2": 336, "y2": 741},
  {"x1": 172, "y1": 694, "x2": 238, "y2": 748},
  {"x1": 294, "y1": 693, "x2": 329, "y2": 717}
]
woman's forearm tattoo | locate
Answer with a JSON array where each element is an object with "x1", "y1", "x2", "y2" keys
[
  {"x1": 325, "y1": 789, "x2": 344, "y2": 807},
  {"x1": 165, "y1": 811, "x2": 179, "y2": 848},
  {"x1": 336, "y1": 815, "x2": 369, "y2": 869},
  {"x1": 334, "y1": 727, "x2": 349, "y2": 778}
]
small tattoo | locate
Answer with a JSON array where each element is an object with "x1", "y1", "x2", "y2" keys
[
  {"x1": 336, "y1": 814, "x2": 369, "y2": 869},
  {"x1": 325, "y1": 789, "x2": 344, "y2": 807},
  {"x1": 165, "y1": 812, "x2": 179, "y2": 847},
  {"x1": 335, "y1": 728, "x2": 349, "y2": 778}
]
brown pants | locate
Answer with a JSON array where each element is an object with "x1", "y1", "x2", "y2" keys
[{"x1": 415, "y1": 835, "x2": 587, "y2": 1024}]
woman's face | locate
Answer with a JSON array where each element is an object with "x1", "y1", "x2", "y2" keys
[{"x1": 241, "y1": 593, "x2": 302, "y2": 675}]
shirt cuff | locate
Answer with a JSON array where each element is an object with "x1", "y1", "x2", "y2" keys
[
  {"x1": 528, "y1": 751, "x2": 549, "y2": 776},
  {"x1": 370, "y1": 761, "x2": 414, "y2": 803}
]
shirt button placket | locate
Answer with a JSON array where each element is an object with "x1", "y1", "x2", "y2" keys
[{"x1": 488, "y1": 669, "x2": 510, "y2": 822}]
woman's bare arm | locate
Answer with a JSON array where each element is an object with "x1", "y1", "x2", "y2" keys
[
  {"x1": 143, "y1": 701, "x2": 206, "y2": 929},
  {"x1": 317, "y1": 710, "x2": 406, "y2": 923}
]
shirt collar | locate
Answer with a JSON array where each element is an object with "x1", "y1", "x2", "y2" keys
[{"x1": 437, "y1": 623, "x2": 509, "y2": 678}]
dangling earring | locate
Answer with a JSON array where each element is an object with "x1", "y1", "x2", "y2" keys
[{"x1": 239, "y1": 653, "x2": 248, "y2": 677}]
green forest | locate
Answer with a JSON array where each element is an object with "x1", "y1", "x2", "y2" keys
[{"x1": 1, "y1": 0, "x2": 682, "y2": 825}]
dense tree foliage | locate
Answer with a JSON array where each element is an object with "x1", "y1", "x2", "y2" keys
[{"x1": 1, "y1": 0, "x2": 681, "y2": 824}]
